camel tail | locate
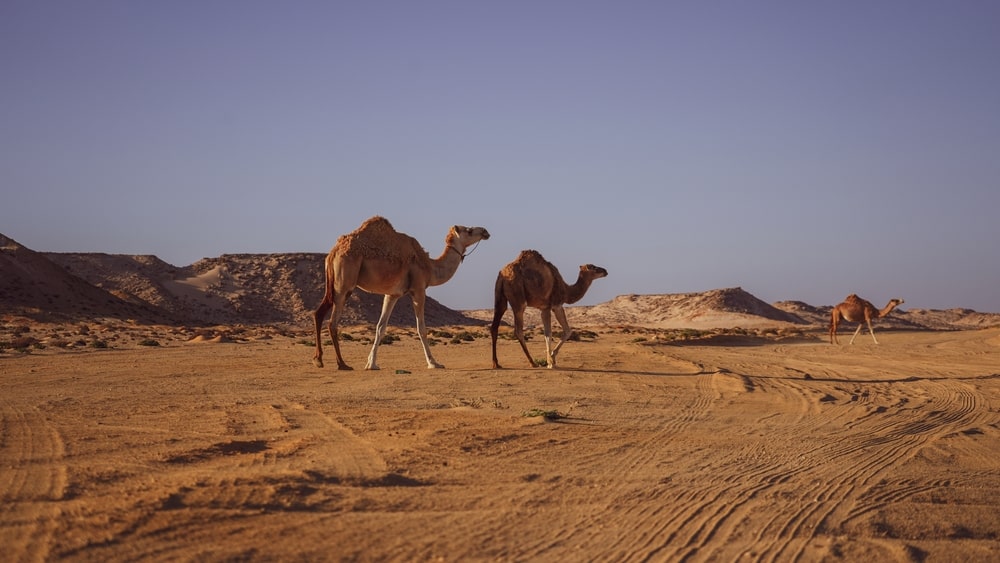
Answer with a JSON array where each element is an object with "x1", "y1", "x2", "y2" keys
[
  {"x1": 312, "y1": 254, "x2": 337, "y2": 367},
  {"x1": 319, "y1": 254, "x2": 337, "y2": 312}
]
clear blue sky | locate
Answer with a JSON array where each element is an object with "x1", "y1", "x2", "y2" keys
[{"x1": 3, "y1": 1, "x2": 999, "y2": 312}]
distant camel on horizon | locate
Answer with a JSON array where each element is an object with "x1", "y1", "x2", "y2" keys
[{"x1": 830, "y1": 294, "x2": 904, "y2": 344}]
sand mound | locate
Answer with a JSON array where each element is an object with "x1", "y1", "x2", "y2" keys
[{"x1": 186, "y1": 334, "x2": 233, "y2": 344}]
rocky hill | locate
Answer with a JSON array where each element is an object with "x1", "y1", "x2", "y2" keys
[
  {"x1": 4, "y1": 234, "x2": 999, "y2": 331},
  {"x1": 1, "y1": 234, "x2": 169, "y2": 323},
  {"x1": 573, "y1": 287, "x2": 807, "y2": 328},
  {"x1": 469, "y1": 288, "x2": 1000, "y2": 331},
  {"x1": 1, "y1": 234, "x2": 480, "y2": 327}
]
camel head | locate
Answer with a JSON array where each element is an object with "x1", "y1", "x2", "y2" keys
[
  {"x1": 580, "y1": 264, "x2": 609, "y2": 281},
  {"x1": 878, "y1": 298, "x2": 904, "y2": 317},
  {"x1": 449, "y1": 225, "x2": 491, "y2": 247}
]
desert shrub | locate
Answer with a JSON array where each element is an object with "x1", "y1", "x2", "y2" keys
[
  {"x1": 138, "y1": 339, "x2": 160, "y2": 347},
  {"x1": 499, "y1": 332, "x2": 530, "y2": 341},
  {"x1": 339, "y1": 332, "x2": 355, "y2": 341},
  {"x1": 9, "y1": 336, "x2": 38, "y2": 351},
  {"x1": 522, "y1": 408, "x2": 564, "y2": 420},
  {"x1": 49, "y1": 339, "x2": 72, "y2": 349},
  {"x1": 380, "y1": 334, "x2": 399, "y2": 345},
  {"x1": 631, "y1": 336, "x2": 648, "y2": 343},
  {"x1": 89, "y1": 339, "x2": 109, "y2": 349},
  {"x1": 430, "y1": 329, "x2": 453, "y2": 339},
  {"x1": 450, "y1": 331, "x2": 476, "y2": 344}
]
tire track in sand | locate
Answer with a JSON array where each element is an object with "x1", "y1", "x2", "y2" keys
[
  {"x1": 509, "y1": 349, "x2": 715, "y2": 558},
  {"x1": 59, "y1": 400, "x2": 389, "y2": 560},
  {"x1": 0, "y1": 398, "x2": 67, "y2": 562},
  {"x1": 514, "y1": 355, "x2": 747, "y2": 559},
  {"x1": 596, "y1": 370, "x2": 986, "y2": 562},
  {"x1": 724, "y1": 378, "x2": 983, "y2": 562}
]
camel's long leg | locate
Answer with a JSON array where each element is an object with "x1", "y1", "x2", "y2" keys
[
  {"x1": 313, "y1": 276, "x2": 353, "y2": 369},
  {"x1": 411, "y1": 290, "x2": 443, "y2": 369},
  {"x1": 328, "y1": 290, "x2": 353, "y2": 369},
  {"x1": 848, "y1": 324, "x2": 864, "y2": 345},
  {"x1": 540, "y1": 308, "x2": 554, "y2": 368},
  {"x1": 547, "y1": 305, "x2": 572, "y2": 369},
  {"x1": 829, "y1": 309, "x2": 840, "y2": 344},
  {"x1": 312, "y1": 297, "x2": 331, "y2": 368},
  {"x1": 365, "y1": 294, "x2": 400, "y2": 370},
  {"x1": 866, "y1": 317, "x2": 879, "y2": 344},
  {"x1": 490, "y1": 296, "x2": 508, "y2": 369},
  {"x1": 511, "y1": 303, "x2": 535, "y2": 368}
]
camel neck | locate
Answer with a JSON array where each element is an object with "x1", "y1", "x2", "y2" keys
[
  {"x1": 565, "y1": 277, "x2": 594, "y2": 305},
  {"x1": 429, "y1": 243, "x2": 465, "y2": 286}
]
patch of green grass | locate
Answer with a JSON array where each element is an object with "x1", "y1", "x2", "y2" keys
[{"x1": 522, "y1": 408, "x2": 565, "y2": 421}]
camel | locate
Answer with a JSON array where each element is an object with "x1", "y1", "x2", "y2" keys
[
  {"x1": 312, "y1": 216, "x2": 490, "y2": 370},
  {"x1": 491, "y1": 250, "x2": 607, "y2": 369},
  {"x1": 829, "y1": 294, "x2": 904, "y2": 345}
]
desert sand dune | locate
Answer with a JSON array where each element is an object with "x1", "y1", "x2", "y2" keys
[{"x1": 2, "y1": 327, "x2": 998, "y2": 561}]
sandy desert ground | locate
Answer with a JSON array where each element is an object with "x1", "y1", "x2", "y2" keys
[{"x1": 2, "y1": 324, "x2": 999, "y2": 562}]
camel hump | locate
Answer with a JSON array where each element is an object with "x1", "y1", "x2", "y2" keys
[
  {"x1": 516, "y1": 250, "x2": 561, "y2": 272},
  {"x1": 335, "y1": 216, "x2": 425, "y2": 263},
  {"x1": 517, "y1": 249, "x2": 546, "y2": 262},
  {"x1": 506, "y1": 249, "x2": 568, "y2": 297},
  {"x1": 357, "y1": 215, "x2": 396, "y2": 234}
]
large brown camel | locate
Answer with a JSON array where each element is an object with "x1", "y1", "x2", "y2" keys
[
  {"x1": 829, "y1": 294, "x2": 904, "y2": 345},
  {"x1": 313, "y1": 216, "x2": 490, "y2": 370},
  {"x1": 491, "y1": 250, "x2": 607, "y2": 369}
]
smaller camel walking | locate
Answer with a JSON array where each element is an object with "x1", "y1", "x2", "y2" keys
[
  {"x1": 491, "y1": 250, "x2": 607, "y2": 369},
  {"x1": 829, "y1": 294, "x2": 904, "y2": 345},
  {"x1": 313, "y1": 216, "x2": 490, "y2": 370}
]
